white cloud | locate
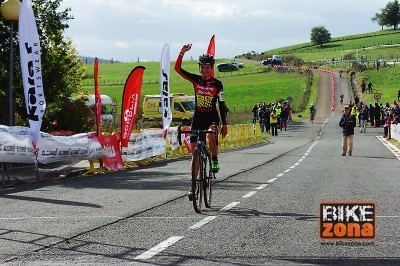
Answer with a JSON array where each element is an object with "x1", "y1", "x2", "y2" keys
[{"x1": 59, "y1": 0, "x2": 386, "y2": 61}]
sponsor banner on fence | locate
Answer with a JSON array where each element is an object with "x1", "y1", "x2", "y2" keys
[
  {"x1": 0, "y1": 126, "x2": 104, "y2": 164},
  {"x1": 0, "y1": 126, "x2": 35, "y2": 163},
  {"x1": 99, "y1": 134, "x2": 124, "y2": 171},
  {"x1": 1, "y1": 126, "x2": 184, "y2": 165},
  {"x1": 122, "y1": 129, "x2": 167, "y2": 162}
]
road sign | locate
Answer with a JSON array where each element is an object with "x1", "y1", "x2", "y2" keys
[
  {"x1": 374, "y1": 93, "x2": 381, "y2": 100},
  {"x1": 286, "y1": 96, "x2": 293, "y2": 103}
]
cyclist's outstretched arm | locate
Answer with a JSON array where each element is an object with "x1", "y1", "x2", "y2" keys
[{"x1": 218, "y1": 89, "x2": 228, "y2": 138}]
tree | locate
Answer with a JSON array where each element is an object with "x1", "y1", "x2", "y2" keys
[
  {"x1": 372, "y1": 0, "x2": 400, "y2": 30},
  {"x1": 0, "y1": 0, "x2": 85, "y2": 129},
  {"x1": 310, "y1": 26, "x2": 331, "y2": 48},
  {"x1": 371, "y1": 13, "x2": 385, "y2": 30}
]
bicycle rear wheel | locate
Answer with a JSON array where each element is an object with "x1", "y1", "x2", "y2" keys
[
  {"x1": 191, "y1": 149, "x2": 203, "y2": 213},
  {"x1": 204, "y1": 155, "x2": 213, "y2": 208}
]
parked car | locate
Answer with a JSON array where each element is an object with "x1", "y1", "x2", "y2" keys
[
  {"x1": 217, "y1": 63, "x2": 238, "y2": 72},
  {"x1": 261, "y1": 58, "x2": 272, "y2": 66},
  {"x1": 230, "y1": 61, "x2": 244, "y2": 68}
]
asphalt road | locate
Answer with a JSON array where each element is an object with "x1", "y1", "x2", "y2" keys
[{"x1": 1, "y1": 72, "x2": 400, "y2": 265}]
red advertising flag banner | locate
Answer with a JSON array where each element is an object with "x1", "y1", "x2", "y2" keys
[
  {"x1": 207, "y1": 35, "x2": 215, "y2": 77},
  {"x1": 121, "y1": 66, "x2": 146, "y2": 147},
  {"x1": 99, "y1": 133, "x2": 124, "y2": 171},
  {"x1": 207, "y1": 34, "x2": 215, "y2": 56},
  {"x1": 94, "y1": 58, "x2": 102, "y2": 135}
]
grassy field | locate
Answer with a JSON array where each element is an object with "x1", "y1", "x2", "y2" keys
[
  {"x1": 355, "y1": 66, "x2": 400, "y2": 105},
  {"x1": 81, "y1": 60, "x2": 310, "y2": 124},
  {"x1": 79, "y1": 29, "x2": 400, "y2": 126}
]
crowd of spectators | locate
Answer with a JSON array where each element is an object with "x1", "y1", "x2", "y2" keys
[
  {"x1": 347, "y1": 100, "x2": 400, "y2": 137},
  {"x1": 252, "y1": 101, "x2": 292, "y2": 136}
]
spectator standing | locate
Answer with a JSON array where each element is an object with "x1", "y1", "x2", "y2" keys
[
  {"x1": 369, "y1": 103, "x2": 375, "y2": 126},
  {"x1": 397, "y1": 89, "x2": 400, "y2": 102},
  {"x1": 270, "y1": 109, "x2": 278, "y2": 136},
  {"x1": 354, "y1": 95, "x2": 360, "y2": 107},
  {"x1": 360, "y1": 82, "x2": 366, "y2": 94},
  {"x1": 264, "y1": 107, "x2": 271, "y2": 134},
  {"x1": 280, "y1": 105, "x2": 288, "y2": 131},
  {"x1": 252, "y1": 104, "x2": 258, "y2": 124},
  {"x1": 374, "y1": 103, "x2": 381, "y2": 127},
  {"x1": 339, "y1": 106, "x2": 356, "y2": 156},
  {"x1": 275, "y1": 103, "x2": 282, "y2": 131},
  {"x1": 360, "y1": 105, "x2": 369, "y2": 133},
  {"x1": 367, "y1": 82, "x2": 373, "y2": 94}
]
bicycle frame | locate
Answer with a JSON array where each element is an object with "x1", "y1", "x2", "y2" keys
[{"x1": 177, "y1": 126, "x2": 217, "y2": 213}]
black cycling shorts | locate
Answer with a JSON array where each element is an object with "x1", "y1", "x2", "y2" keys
[{"x1": 190, "y1": 113, "x2": 219, "y2": 143}]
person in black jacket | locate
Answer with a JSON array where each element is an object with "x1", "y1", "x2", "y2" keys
[
  {"x1": 369, "y1": 103, "x2": 375, "y2": 126},
  {"x1": 339, "y1": 106, "x2": 356, "y2": 156},
  {"x1": 360, "y1": 105, "x2": 369, "y2": 133}
]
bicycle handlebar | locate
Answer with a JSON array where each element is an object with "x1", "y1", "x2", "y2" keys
[{"x1": 177, "y1": 125, "x2": 218, "y2": 146}]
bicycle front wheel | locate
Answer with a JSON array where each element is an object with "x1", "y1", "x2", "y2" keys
[
  {"x1": 204, "y1": 155, "x2": 213, "y2": 208},
  {"x1": 191, "y1": 148, "x2": 203, "y2": 214}
]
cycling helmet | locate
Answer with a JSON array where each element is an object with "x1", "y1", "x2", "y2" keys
[
  {"x1": 311, "y1": 102, "x2": 315, "y2": 106},
  {"x1": 198, "y1": 54, "x2": 215, "y2": 65}
]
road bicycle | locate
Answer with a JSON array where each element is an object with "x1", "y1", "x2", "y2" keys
[
  {"x1": 310, "y1": 110, "x2": 316, "y2": 123},
  {"x1": 178, "y1": 126, "x2": 217, "y2": 213}
]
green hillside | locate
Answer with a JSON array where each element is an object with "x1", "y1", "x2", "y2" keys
[{"x1": 79, "y1": 29, "x2": 400, "y2": 126}]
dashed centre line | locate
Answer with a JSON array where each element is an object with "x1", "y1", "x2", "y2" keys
[
  {"x1": 189, "y1": 216, "x2": 217, "y2": 230},
  {"x1": 136, "y1": 140, "x2": 322, "y2": 261},
  {"x1": 242, "y1": 191, "x2": 257, "y2": 198},
  {"x1": 256, "y1": 184, "x2": 269, "y2": 190},
  {"x1": 134, "y1": 236, "x2": 184, "y2": 260},
  {"x1": 268, "y1": 178, "x2": 278, "y2": 183},
  {"x1": 220, "y1": 202, "x2": 240, "y2": 211}
]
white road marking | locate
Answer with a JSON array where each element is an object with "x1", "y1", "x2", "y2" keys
[
  {"x1": 298, "y1": 159, "x2": 303, "y2": 162},
  {"x1": 268, "y1": 178, "x2": 278, "y2": 183},
  {"x1": 256, "y1": 184, "x2": 268, "y2": 190},
  {"x1": 301, "y1": 156, "x2": 306, "y2": 159},
  {"x1": 242, "y1": 191, "x2": 257, "y2": 198},
  {"x1": 276, "y1": 173, "x2": 284, "y2": 178},
  {"x1": 220, "y1": 202, "x2": 240, "y2": 211},
  {"x1": 377, "y1": 136, "x2": 400, "y2": 160},
  {"x1": 284, "y1": 169, "x2": 291, "y2": 173},
  {"x1": 290, "y1": 165, "x2": 296, "y2": 169},
  {"x1": 189, "y1": 216, "x2": 217, "y2": 230},
  {"x1": 134, "y1": 236, "x2": 184, "y2": 260},
  {"x1": 294, "y1": 163, "x2": 300, "y2": 166},
  {"x1": 304, "y1": 152, "x2": 309, "y2": 156}
]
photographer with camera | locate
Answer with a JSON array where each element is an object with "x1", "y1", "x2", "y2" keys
[{"x1": 339, "y1": 106, "x2": 356, "y2": 156}]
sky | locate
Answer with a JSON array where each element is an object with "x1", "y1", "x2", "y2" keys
[{"x1": 58, "y1": 0, "x2": 388, "y2": 62}]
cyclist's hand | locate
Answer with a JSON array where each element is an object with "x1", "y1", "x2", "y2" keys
[
  {"x1": 181, "y1": 44, "x2": 192, "y2": 54},
  {"x1": 221, "y1": 124, "x2": 228, "y2": 138}
]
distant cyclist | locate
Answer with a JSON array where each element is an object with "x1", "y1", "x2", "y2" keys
[
  {"x1": 310, "y1": 102, "x2": 316, "y2": 122},
  {"x1": 339, "y1": 70, "x2": 343, "y2": 78},
  {"x1": 340, "y1": 92, "x2": 344, "y2": 104},
  {"x1": 174, "y1": 44, "x2": 228, "y2": 199}
]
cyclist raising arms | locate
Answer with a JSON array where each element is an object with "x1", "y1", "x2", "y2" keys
[{"x1": 175, "y1": 44, "x2": 228, "y2": 198}]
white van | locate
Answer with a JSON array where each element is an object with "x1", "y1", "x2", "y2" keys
[
  {"x1": 272, "y1": 55, "x2": 283, "y2": 65},
  {"x1": 84, "y1": 95, "x2": 114, "y2": 122}
]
